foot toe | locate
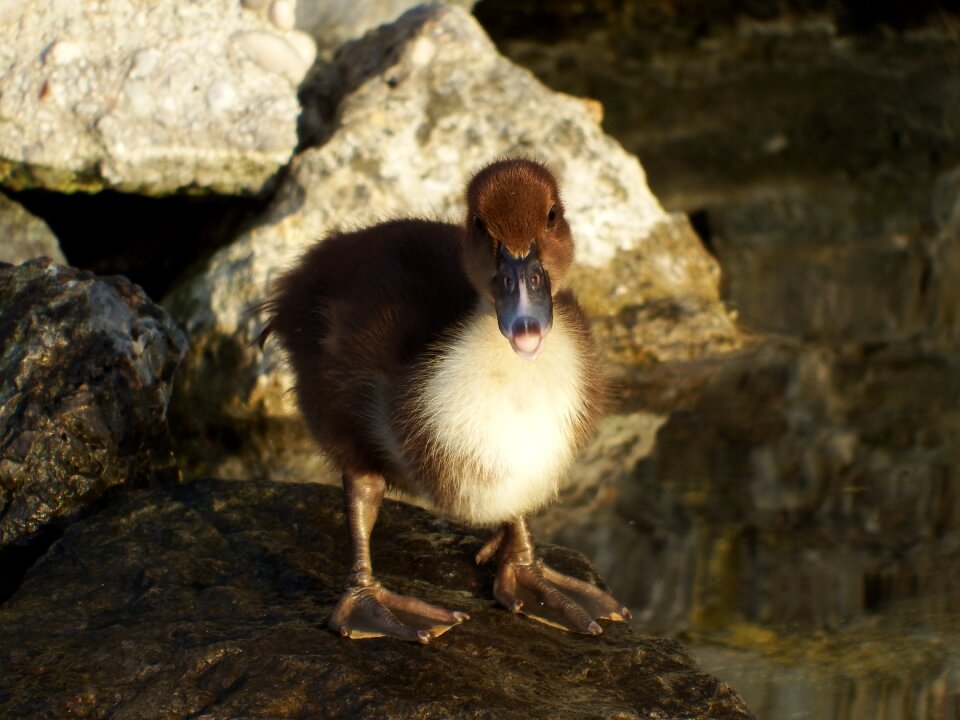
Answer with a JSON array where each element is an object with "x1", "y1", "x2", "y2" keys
[
  {"x1": 498, "y1": 562, "x2": 628, "y2": 635},
  {"x1": 330, "y1": 584, "x2": 465, "y2": 643}
]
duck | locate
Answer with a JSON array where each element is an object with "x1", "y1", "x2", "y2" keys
[{"x1": 260, "y1": 158, "x2": 630, "y2": 643}]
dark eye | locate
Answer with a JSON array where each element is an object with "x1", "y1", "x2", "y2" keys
[
  {"x1": 547, "y1": 205, "x2": 557, "y2": 226},
  {"x1": 530, "y1": 271, "x2": 542, "y2": 288},
  {"x1": 502, "y1": 275, "x2": 514, "y2": 291},
  {"x1": 473, "y1": 215, "x2": 485, "y2": 232}
]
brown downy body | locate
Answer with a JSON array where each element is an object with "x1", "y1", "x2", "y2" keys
[
  {"x1": 260, "y1": 159, "x2": 625, "y2": 643},
  {"x1": 262, "y1": 159, "x2": 605, "y2": 524}
]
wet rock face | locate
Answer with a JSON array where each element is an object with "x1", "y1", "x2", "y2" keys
[
  {"x1": 0, "y1": 259, "x2": 187, "y2": 550},
  {"x1": 476, "y1": 2, "x2": 960, "y2": 343},
  {"x1": 464, "y1": 2, "x2": 960, "y2": 647},
  {"x1": 0, "y1": 478, "x2": 754, "y2": 720},
  {"x1": 0, "y1": 0, "x2": 314, "y2": 195},
  {"x1": 536, "y1": 339, "x2": 960, "y2": 631}
]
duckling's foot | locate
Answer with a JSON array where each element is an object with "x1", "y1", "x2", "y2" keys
[
  {"x1": 331, "y1": 471, "x2": 468, "y2": 643},
  {"x1": 493, "y1": 559, "x2": 631, "y2": 634},
  {"x1": 478, "y1": 519, "x2": 630, "y2": 635},
  {"x1": 328, "y1": 581, "x2": 469, "y2": 643}
]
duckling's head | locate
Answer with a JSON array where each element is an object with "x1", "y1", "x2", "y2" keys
[{"x1": 463, "y1": 158, "x2": 574, "y2": 360}]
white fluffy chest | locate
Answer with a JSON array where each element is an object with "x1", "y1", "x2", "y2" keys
[{"x1": 418, "y1": 306, "x2": 586, "y2": 524}]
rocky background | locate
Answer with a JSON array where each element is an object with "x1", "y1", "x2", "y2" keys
[{"x1": 1, "y1": 1, "x2": 958, "y2": 719}]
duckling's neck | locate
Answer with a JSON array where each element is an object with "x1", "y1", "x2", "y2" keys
[{"x1": 413, "y1": 299, "x2": 589, "y2": 524}]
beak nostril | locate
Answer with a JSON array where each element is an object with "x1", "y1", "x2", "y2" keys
[{"x1": 513, "y1": 318, "x2": 541, "y2": 337}]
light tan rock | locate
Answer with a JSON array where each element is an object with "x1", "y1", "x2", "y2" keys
[
  {"x1": 0, "y1": 0, "x2": 310, "y2": 195},
  {"x1": 0, "y1": 192, "x2": 65, "y2": 265},
  {"x1": 268, "y1": 0, "x2": 296, "y2": 30},
  {"x1": 297, "y1": 0, "x2": 476, "y2": 60}
]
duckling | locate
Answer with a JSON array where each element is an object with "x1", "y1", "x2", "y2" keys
[{"x1": 261, "y1": 158, "x2": 629, "y2": 643}]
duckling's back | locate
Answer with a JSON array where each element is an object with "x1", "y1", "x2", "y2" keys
[{"x1": 262, "y1": 219, "x2": 477, "y2": 477}]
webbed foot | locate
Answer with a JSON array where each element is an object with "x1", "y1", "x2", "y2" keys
[
  {"x1": 477, "y1": 520, "x2": 630, "y2": 635},
  {"x1": 331, "y1": 471, "x2": 468, "y2": 643},
  {"x1": 329, "y1": 581, "x2": 469, "y2": 643}
]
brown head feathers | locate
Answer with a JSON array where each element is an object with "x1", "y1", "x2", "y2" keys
[{"x1": 462, "y1": 158, "x2": 575, "y2": 299}]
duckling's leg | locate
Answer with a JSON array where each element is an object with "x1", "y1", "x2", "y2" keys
[
  {"x1": 476, "y1": 517, "x2": 631, "y2": 635},
  {"x1": 328, "y1": 471, "x2": 469, "y2": 643}
]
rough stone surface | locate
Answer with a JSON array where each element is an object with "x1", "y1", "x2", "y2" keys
[
  {"x1": 0, "y1": 192, "x2": 65, "y2": 265},
  {"x1": 296, "y1": 0, "x2": 476, "y2": 60},
  {"x1": 0, "y1": 0, "x2": 315, "y2": 195},
  {"x1": 0, "y1": 477, "x2": 755, "y2": 720},
  {"x1": 164, "y1": 4, "x2": 737, "y2": 481},
  {"x1": 0, "y1": 258, "x2": 187, "y2": 550}
]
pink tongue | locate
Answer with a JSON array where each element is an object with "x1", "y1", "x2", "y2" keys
[{"x1": 511, "y1": 332, "x2": 543, "y2": 359}]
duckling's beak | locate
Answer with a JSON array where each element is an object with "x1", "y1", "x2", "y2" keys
[{"x1": 494, "y1": 242, "x2": 553, "y2": 360}]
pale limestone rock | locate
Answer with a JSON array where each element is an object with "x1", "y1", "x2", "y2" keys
[
  {"x1": 296, "y1": 0, "x2": 476, "y2": 60},
  {"x1": 0, "y1": 0, "x2": 313, "y2": 195},
  {"x1": 268, "y1": 0, "x2": 296, "y2": 30},
  {"x1": 231, "y1": 30, "x2": 312, "y2": 86},
  {"x1": 0, "y1": 193, "x2": 65, "y2": 265}
]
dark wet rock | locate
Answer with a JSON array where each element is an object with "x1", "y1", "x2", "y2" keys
[
  {"x1": 0, "y1": 478, "x2": 754, "y2": 719},
  {"x1": 0, "y1": 259, "x2": 187, "y2": 552},
  {"x1": 535, "y1": 338, "x2": 960, "y2": 632}
]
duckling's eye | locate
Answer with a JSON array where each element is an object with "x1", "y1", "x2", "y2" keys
[
  {"x1": 473, "y1": 215, "x2": 486, "y2": 233},
  {"x1": 546, "y1": 205, "x2": 557, "y2": 227}
]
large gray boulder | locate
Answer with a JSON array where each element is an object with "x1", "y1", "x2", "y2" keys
[
  {"x1": 0, "y1": 258, "x2": 187, "y2": 550},
  {"x1": 164, "y1": 4, "x2": 738, "y2": 481},
  {"x1": 0, "y1": 477, "x2": 755, "y2": 720},
  {"x1": 0, "y1": 0, "x2": 315, "y2": 195}
]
